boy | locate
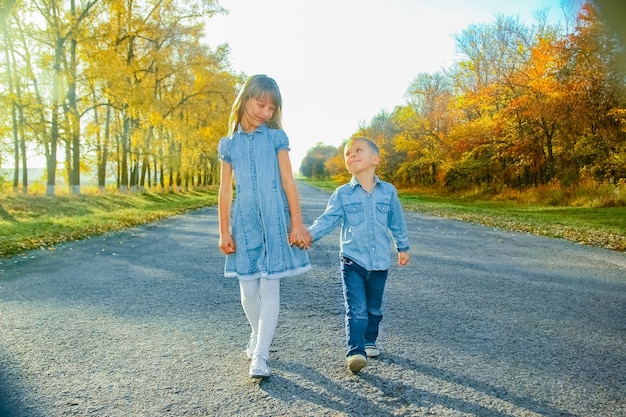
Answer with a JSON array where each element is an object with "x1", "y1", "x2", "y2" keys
[{"x1": 307, "y1": 137, "x2": 410, "y2": 374}]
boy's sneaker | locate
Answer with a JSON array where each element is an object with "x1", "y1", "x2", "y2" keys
[
  {"x1": 347, "y1": 354, "x2": 367, "y2": 374},
  {"x1": 365, "y1": 344, "x2": 380, "y2": 358}
]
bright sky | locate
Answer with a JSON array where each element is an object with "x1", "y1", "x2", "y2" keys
[{"x1": 205, "y1": 0, "x2": 574, "y2": 170}]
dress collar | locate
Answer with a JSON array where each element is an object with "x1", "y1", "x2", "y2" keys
[{"x1": 236, "y1": 123, "x2": 267, "y2": 135}]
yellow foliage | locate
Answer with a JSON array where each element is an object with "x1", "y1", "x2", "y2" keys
[{"x1": 608, "y1": 108, "x2": 626, "y2": 133}]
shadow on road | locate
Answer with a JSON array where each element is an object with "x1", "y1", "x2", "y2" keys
[
  {"x1": 369, "y1": 353, "x2": 578, "y2": 417},
  {"x1": 260, "y1": 355, "x2": 578, "y2": 417},
  {"x1": 0, "y1": 360, "x2": 45, "y2": 417},
  {"x1": 261, "y1": 361, "x2": 390, "y2": 416}
]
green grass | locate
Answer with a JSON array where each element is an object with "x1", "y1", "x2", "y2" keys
[
  {"x1": 398, "y1": 193, "x2": 626, "y2": 251},
  {"x1": 2, "y1": 180, "x2": 625, "y2": 259},
  {"x1": 301, "y1": 179, "x2": 626, "y2": 251},
  {"x1": 0, "y1": 189, "x2": 218, "y2": 258}
]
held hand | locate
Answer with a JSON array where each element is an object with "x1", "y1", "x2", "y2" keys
[
  {"x1": 398, "y1": 251, "x2": 410, "y2": 266},
  {"x1": 219, "y1": 234, "x2": 236, "y2": 255},
  {"x1": 289, "y1": 225, "x2": 312, "y2": 249}
]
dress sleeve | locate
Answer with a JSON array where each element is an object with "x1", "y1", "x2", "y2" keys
[
  {"x1": 217, "y1": 137, "x2": 231, "y2": 163},
  {"x1": 273, "y1": 129, "x2": 291, "y2": 154}
]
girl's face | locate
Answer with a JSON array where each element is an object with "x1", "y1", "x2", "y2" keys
[{"x1": 240, "y1": 93, "x2": 276, "y2": 132}]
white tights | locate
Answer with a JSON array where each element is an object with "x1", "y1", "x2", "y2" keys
[{"x1": 239, "y1": 278, "x2": 280, "y2": 360}]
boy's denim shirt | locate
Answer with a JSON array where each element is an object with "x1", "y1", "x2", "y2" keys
[{"x1": 309, "y1": 175, "x2": 409, "y2": 271}]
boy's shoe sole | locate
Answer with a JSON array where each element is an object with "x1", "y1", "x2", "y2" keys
[{"x1": 347, "y1": 354, "x2": 367, "y2": 373}]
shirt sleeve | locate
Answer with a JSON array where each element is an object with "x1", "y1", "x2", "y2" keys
[
  {"x1": 217, "y1": 137, "x2": 230, "y2": 163},
  {"x1": 388, "y1": 188, "x2": 410, "y2": 252},
  {"x1": 308, "y1": 189, "x2": 343, "y2": 241}
]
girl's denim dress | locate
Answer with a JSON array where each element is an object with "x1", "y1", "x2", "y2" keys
[{"x1": 217, "y1": 124, "x2": 311, "y2": 280}]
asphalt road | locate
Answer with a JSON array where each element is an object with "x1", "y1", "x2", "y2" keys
[{"x1": 0, "y1": 182, "x2": 624, "y2": 416}]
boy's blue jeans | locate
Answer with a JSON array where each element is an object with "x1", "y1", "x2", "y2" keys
[{"x1": 340, "y1": 257, "x2": 388, "y2": 358}]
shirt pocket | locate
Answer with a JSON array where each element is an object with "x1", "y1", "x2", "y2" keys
[
  {"x1": 345, "y1": 203, "x2": 364, "y2": 226},
  {"x1": 375, "y1": 203, "x2": 390, "y2": 225}
]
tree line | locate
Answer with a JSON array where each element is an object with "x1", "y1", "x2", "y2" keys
[
  {"x1": 301, "y1": 3, "x2": 626, "y2": 193},
  {"x1": 1, "y1": 0, "x2": 237, "y2": 196},
  {"x1": 1, "y1": 2, "x2": 625, "y2": 197}
]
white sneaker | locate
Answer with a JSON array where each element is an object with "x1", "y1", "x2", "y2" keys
[
  {"x1": 365, "y1": 344, "x2": 380, "y2": 358},
  {"x1": 249, "y1": 356, "x2": 270, "y2": 379}
]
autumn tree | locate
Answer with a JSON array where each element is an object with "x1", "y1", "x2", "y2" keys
[
  {"x1": 299, "y1": 2, "x2": 625, "y2": 195},
  {"x1": 22, "y1": 0, "x2": 99, "y2": 195},
  {"x1": 82, "y1": 0, "x2": 230, "y2": 193},
  {"x1": 392, "y1": 72, "x2": 454, "y2": 187},
  {"x1": 0, "y1": 0, "x2": 233, "y2": 195},
  {"x1": 300, "y1": 142, "x2": 338, "y2": 179},
  {"x1": 1, "y1": 4, "x2": 23, "y2": 192},
  {"x1": 555, "y1": 3, "x2": 626, "y2": 183},
  {"x1": 1, "y1": 0, "x2": 39, "y2": 193},
  {"x1": 446, "y1": 15, "x2": 543, "y2": 188},
  {"x1": 353, "y1": 110, "x2": 402, "y2": 182}
]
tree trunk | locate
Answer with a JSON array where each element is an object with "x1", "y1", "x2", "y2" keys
[
  {"x1": 66, "y1": 0, "x2": 80, "y2": 195},
  {"x1": 120, "y1": 115, "x2": 130, "y2": 193},
  {"x1": 96, "y1": 99, "x2": 111, "y2": 191},
  {"x1": 46, "y1": 35, "x2": 66, "y2": 197}
]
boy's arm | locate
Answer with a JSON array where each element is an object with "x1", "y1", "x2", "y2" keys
[
  {"x1": 388, "y1": 188, "x2": 410, "y2": 253},
  {"x1": 308, "y1": 189, "x2": 343, "y2": 242},
  {"x1": 391, "y1": 198, "x2": 411, "y2": 265}
]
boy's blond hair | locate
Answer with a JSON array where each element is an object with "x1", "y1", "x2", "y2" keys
[{"x1": 345, "y1": 137, "x2": 380, "y2": 155}]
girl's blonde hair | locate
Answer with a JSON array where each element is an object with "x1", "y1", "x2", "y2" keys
[{"x1": 228, "y1": 74, "x2": 283, "y2": 137}]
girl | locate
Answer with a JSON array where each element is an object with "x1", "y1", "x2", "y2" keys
[{"x1": 217, "y1": 74, "x2": 312, "y2": 379}]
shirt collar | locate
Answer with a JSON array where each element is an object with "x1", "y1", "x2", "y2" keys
[{"x1": 349, "y1": 175, "x2": 381, "y2": 190}]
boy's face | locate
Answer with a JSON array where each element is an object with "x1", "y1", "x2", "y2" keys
[{"x1": 344, "y1": 139, "x2": 380, "y2": 176}]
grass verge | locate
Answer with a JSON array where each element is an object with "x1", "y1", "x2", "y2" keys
[
  {"x1": 302, "y1": 179, "x2": 626, "y2": 252},
  {"x1": 399, "y1": 193, "x2": 626, "y2": 251},
  {"x1": 0, "y1": 189, "x2": 218, "y2": 259},
  {"x1": 2, "y1": 180, "x2": 625, "y2": 259}
]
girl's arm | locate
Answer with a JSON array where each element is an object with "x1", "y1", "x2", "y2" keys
[
  {"x1": 277, "y1": 149, "x2": 311, "y2": 248},
  {"x1": 218, "y1": 160, "x2": 236, "y2": 254}
]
